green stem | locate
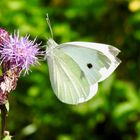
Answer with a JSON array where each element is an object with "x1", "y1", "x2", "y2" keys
[{"x1": 0, "y1": 105, "x2": 7, "y2": 140}]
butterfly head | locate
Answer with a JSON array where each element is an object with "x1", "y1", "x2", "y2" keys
[
  {"x1": 47, "y1": 38, "x2": 58, "y2": 48},
  {"x1": 44, "y1": 38, "x2": 58, "y2": 59}
]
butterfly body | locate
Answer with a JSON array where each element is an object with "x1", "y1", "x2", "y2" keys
[{"x1": 45, "y1": 38, "x2": 121, "y2": 104}]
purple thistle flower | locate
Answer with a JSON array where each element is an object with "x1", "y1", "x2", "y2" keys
[
  {"x1": 0, "y1": 32, "x2": 41, "y2": 74},
  {"x1": 0, "y1": 28, "x2": 9, "y2": 46}
]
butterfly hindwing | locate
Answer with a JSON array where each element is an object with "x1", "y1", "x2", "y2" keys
[{"x1": 47, "y1": 49, "x2": 98, "y2": 104}]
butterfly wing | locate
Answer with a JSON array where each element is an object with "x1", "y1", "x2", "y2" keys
[
  {"x1": 47, "y1": 49, "x2": 98, "y2": 104},
  {"x1": 58, "y1": 42, "x2": 121, "y2": 83}
]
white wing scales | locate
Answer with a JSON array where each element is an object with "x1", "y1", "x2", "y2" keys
[
  {"x1": 47, "y1": 49, "x2": 97, "y2": 104},
  {"x1": 46, "y1": 39, "x2": 121, "y2": 104},
  {"x1": 59, "y1": 42, "x2": 121, "y2": 82}
]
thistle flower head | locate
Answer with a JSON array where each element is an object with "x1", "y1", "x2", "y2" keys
[
  {"x1": 0, "y1": 28, "x2": 9, "y2": 46},
  {"x1": 0, "y1": 32, "x2": 41, "y2": 74}
]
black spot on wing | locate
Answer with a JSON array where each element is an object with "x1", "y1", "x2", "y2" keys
[{"x1": 87, "y1": 63, "x2": 93, "y2": 69}]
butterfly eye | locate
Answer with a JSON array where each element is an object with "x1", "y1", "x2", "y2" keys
[{"x1": 87, "y1": 63, "x2": 93, "y2": 69}]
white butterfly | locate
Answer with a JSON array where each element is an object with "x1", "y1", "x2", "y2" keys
[{"x1": 45, "y1": 38, "x2": 121, "y2": 104}]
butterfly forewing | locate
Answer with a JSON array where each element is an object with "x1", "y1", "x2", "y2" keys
[{"x1": 59, "y1": 42, "x2": 121, "y2": 83}]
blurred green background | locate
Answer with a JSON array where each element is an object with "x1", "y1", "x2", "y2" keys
[{"x1": 0, "y1": 0, "x2": 140, "y2": 139}]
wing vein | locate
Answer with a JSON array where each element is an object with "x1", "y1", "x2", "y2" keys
[{"x1": 54, "y1": 54, "x2": 88, "y2": 99}]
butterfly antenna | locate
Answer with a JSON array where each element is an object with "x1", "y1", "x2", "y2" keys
[{"x1": 46, "y1": 14, "x2": 53, "y2": 39}]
